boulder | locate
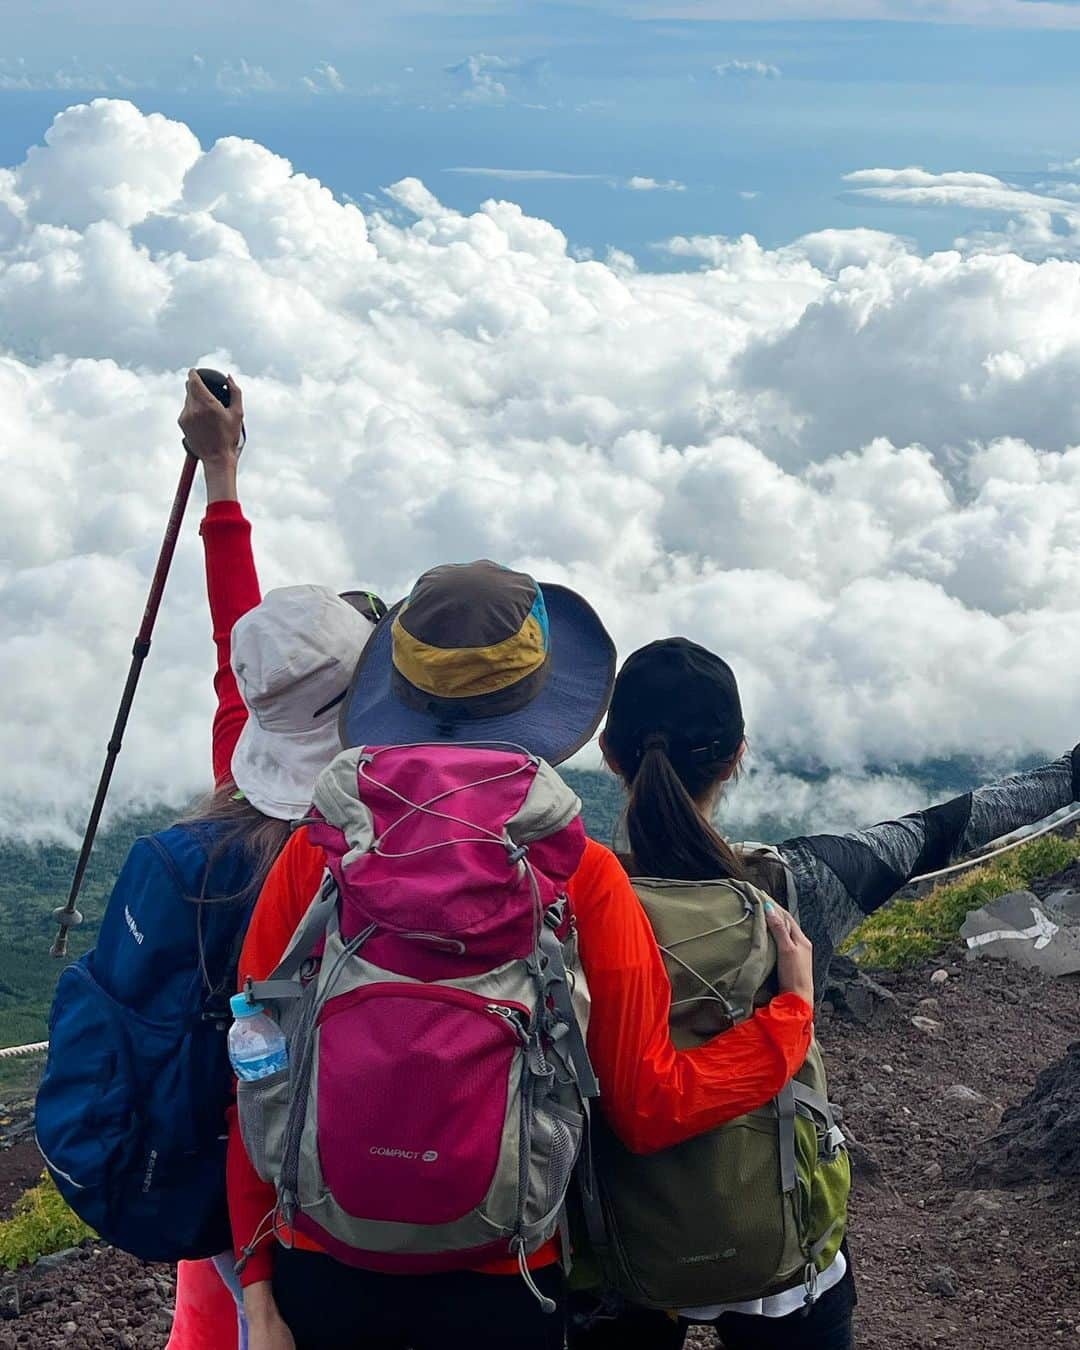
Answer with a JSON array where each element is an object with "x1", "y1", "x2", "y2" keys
[
  {"x1": 972, "y1": 1041, "x2": 1080, "y2": 1185},
  {"x1": 822, "y1": 955, "x2": 897, "y2": 1024}
]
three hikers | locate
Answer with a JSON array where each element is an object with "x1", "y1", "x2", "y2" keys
[{"x1": 37, "y1": 374, "x2": 1080, "y2": 1349}]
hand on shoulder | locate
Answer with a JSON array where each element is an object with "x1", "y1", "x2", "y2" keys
[{"x1": 765, "y1": 902, "x2": 814, "y2": 1008}]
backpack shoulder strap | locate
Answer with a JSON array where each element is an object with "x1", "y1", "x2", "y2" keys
[
  {"x1": 245, "y1": 871, "x2": 338, "y2": 1003},
  {"x1": 537, "y1": 915, "x2": 599, "y2": 1100},
  {"x1": 738, "y1": 842, "x2": 799, "y2": 920}
]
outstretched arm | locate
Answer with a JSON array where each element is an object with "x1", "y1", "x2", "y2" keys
[
  {"x1": 780, "y1": 746, "x2": 1080, "y2": 953},
  {"x1": 179, "y1": 371, "x2": 262, "y2": 782}
]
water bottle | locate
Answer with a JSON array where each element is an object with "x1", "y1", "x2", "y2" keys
[{"x1": 228, "y1": 993, "x2": 288, "y2": 1082}]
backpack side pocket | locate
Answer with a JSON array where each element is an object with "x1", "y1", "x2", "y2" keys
[{"x1": 237, "y1": 1066, "x2": 292, "y2": 1183}]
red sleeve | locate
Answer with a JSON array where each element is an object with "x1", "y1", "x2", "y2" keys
[
  {"x1": 201, "y1": 500, "x2": 261, "y2": 784},
  {"x1": 569, "y1": 839, "x2": 813, "y2": 1155},
  {"x1": 228, "y1": 829, "x2": 327, "y2": 1286}
]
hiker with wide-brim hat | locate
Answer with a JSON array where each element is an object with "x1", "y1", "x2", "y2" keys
[
  {"x1": 569, "y1": 636, "x2": 1080, "y2": 1350},
  {"x1": 339, "y1": 559, "x2": 615, "y2": 763},
  {"x1": 229, "y1": 559, "x2": 817, "y2": 1350}
]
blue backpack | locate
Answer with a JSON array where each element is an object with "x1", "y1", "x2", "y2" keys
[{"x1": 36, "y1": 821, "x2": 257, "y2": 1263}]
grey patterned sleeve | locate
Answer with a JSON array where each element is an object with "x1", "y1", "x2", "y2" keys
[{"x1": 775, "y1": 747, "x2": 1080, "y2": 995}]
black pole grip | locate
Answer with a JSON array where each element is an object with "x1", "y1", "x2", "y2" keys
[{"x1": 195, "y1": 368, "x2": 231, "y2": 407}]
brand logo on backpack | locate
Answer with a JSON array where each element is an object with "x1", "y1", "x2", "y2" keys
[
  {"x1": 124, "y1": 905, "x2": 145, "y2": 946},
  {"x1": 369, "y1": 1146, "x2": 439, "y2": 1162},
  {"x1": 678, "y1": 1247, "x2": 737, "y2": 1265}
]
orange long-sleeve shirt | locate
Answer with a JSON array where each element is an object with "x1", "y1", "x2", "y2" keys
[{"x1": 228, "y1": 827, "x2": 813, "y2": 1287}]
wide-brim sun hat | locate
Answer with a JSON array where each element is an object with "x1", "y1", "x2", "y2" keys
[
  {"x1": 231, "y1": 585, "x2": 380, "y2": 819},
  {"x1": 339, "y1": 560, "x2": 616, "y2": 766}
]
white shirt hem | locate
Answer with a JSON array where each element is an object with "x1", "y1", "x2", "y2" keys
[{"x1": 679, "y1": 1250, "x2": 846, "y2": 1321}]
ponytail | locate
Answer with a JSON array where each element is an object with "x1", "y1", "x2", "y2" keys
[{"x1": 624, "y1": 733, "x2": 744, "y2": 882}]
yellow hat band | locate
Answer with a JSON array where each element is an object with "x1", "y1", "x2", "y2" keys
[{"x1": 391, "y1": 612, "x2": 548, "y2": 702}]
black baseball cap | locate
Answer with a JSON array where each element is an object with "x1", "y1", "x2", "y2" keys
[{"x1": 604, "y1": 637, "x2": 744, "y2": 771}]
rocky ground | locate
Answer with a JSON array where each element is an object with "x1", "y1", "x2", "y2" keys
[{"x1": 1, "y1": 939, "x2": 1078, "y2": 1346}]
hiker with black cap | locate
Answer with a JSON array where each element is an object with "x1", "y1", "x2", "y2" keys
[
  {"x1": 568, "y1": 635, "x2": 1080, "y2": 1350},
  {"x1": 227, "y1": 561, "x2": 818, "y2": 1350}
]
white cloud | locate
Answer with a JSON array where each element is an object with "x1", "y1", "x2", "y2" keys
[
  {"x1": 843, "y1": 162, "x2": 1080, "y2": 258},
  {"x1": 714, "y1": 59, "x2": 782, "y2": 79},
  {"x1": 445, "y1": 53, "x2": 543, "y2": 104},
  {"x1": 214, "y1": 58, "x2": 277, "y2": 95},
  {"x1": 627, "y1": 176, "x2": 686, "y2": 192},
  {"x1": 446, "y1": 168, "x2": 685, "y2": 193},
  {"x1": 739, "y1": 190, "x2": 760, "y2": 200},
  {"x1": 0, "y1": 57, "x2": 137, "y2": 92},
  {"x1": 845, "y1": 165, "x2": 1075, "y2": 215},
  {"x1": 446, "y1": 167, "x2": 609, "y2": 182},
  {"x1": 620, "y1": 1, "x2": 1080, "y2": 28},
  {"x1": 302, "y1": 62, "x2": 346, "y2": 94},
  {"x1": 5, "y1": 100, "x2": 1080, "y2": 842}
]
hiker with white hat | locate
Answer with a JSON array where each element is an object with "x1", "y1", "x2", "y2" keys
[
  {"x1": 165, "y1": 373, "x2": 384, "y2": 1350},
  {"x1": 230, "y1": 585, "x2": 379, "y2": 821},
  {"x1": 227, "y1": 559, "x2": 816, "y2": 1350}
]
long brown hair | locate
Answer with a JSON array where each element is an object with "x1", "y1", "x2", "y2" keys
[
  {"x1": 616, "y1": 731, "x2": 745, "y2": 882},
  {"x1": 179, "y1": 782, "x2": 292, "y2": 903}
]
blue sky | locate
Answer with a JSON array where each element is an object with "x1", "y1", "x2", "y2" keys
[{"x1": 4, "y1": 1, "x2": 1080, "y2": 261}]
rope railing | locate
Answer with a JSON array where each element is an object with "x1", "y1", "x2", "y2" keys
[
  {"x1": 0, "y1": 1041, "x2": 48, "y2": 1060},
  {"x1": 907, "y1": 803, "x2": 1080, "y2": 887}
]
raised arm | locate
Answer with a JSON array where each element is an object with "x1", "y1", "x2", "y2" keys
[
  {"x1": 178, "y1": 371, "x2": 262, "y2": 782},
  {"x1": 570, "y1": 840, "x2": 813, "y2": 1156},
  {"x1": 779, "y1": 746, "x2": 1080, "y2": 958}
]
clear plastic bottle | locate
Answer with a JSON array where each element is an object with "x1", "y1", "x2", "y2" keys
[{"x1": 228, "y1": 992, "x2": 288, "y2": 1082}]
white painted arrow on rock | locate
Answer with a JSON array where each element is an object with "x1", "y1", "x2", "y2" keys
[{"x1": 966, "y1": 906, "x2": 1059, "y2": 952}]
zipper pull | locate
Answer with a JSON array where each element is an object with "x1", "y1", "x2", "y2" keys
[{"x1": 486, "y1": 1004, "x2": 529, "y2": 1042}]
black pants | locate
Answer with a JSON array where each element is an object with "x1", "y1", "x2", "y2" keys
[
  {"x1": 272, "y1": 1247, "x2": 567, "y2": 1350},
  {"x1": 568, "y1": 1263, "x2": 856, "y2": 1350},
  {"x1": 710, "y1": 1265, "x2": 856, "y2": 1350}
]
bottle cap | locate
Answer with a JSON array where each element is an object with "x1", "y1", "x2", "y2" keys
[{"x1": 230, "y1": 992, "x2": 264, "y2": 1019}]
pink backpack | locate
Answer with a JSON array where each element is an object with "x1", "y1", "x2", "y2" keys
[{"x1": 236, "y1": 744, "x2": 598, "y2": 1307}]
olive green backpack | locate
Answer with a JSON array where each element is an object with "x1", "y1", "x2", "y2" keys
[{"x1": 587, "y1": 855, "x2": 850, "y2": 1310}]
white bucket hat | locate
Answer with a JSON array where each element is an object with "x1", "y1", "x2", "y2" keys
[{"x1": 230, "y1": 585, "x2": 376, "y2": 820}]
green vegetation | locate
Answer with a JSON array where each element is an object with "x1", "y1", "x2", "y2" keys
[
  {"x1": 0, "y1": 1173, "x2": 94, "y2": 1271},
  {"x1": 843, "y1": 833, "x2": 1076, "y2": 969},
  {"x1": 0, "y1": 808, "x2": 176, "y2": 1047},
  {"x1": 564, "y1": 768, "x2": 622, "y2": 844}
]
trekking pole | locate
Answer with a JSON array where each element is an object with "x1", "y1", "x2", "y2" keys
[{"x1": 50, "y1": 370, "x2": 232, "y2": 959}]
